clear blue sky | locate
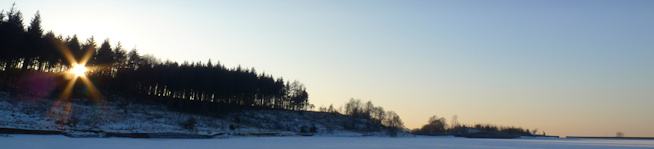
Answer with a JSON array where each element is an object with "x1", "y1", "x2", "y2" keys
[{"x1": 4, "y1": 0, "x2": 654, "y2": 137}]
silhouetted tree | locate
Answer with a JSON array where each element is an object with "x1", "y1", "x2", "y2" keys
[
  {"x1": 65, "y1": 35, "x2": 81, "y2": 65},
  {"x1": 383, "y1": 111, "x2": 404, "y2": 129},
  {"x1": 345, "y1": 98, "x2": 364, "y2": 117},
  {"x1": 126, "y1": 48, "x2": 140, "y2": 69},
  {"x1": 95, "y1": 39, "x2": 114, "y2": 66},
  {"x1": 413, "y1": 115, "x2": 447, "y2": 135},
  {"x1": 81, "y1": 36, "x2": 97, "y2": 65},
  {"x1": 113, "y1": 42, "x2": 127, "y2": 70},
  {"x1": 0, "y1": 3, "x2": 26, "y2": 71},
  {"x1": 24, "y1": 11, "x2": 43, "y2": 70},
  {"x1": 532, "y1": 129, "x2": 538, "y2": 135},
  {"x1": 327, "y1": 104, "x2": 338, "y2": 114},
  {"x1": 451, "y1": 115, "x2": 459, "y2": 129},
  {"x1": 370, "y1": 106, "x2": 385, "y2": 124}
]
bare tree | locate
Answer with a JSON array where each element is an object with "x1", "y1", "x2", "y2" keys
[
  {"x1": 451, "y1": 115, "x2": 459, "y2": 129},
  {"x1": 420, "y1": 115, "x2": 447, "y2": 134},
  {"x1": 318, "y1": 105, "x2": 327, "y2": 112},
  {"x1": 327, "y1": 104, "x2": 338, "y2": 114},
  {"x1": 370, "y1": 106, "x2": 385, "y2": 124},
  {"x1": 345, "y1": 98, "x2": 364, "y2": 117}
]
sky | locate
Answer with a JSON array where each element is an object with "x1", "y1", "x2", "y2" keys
[{"x1": 3, "y1": 0, "x2": 653, "y2": 137}]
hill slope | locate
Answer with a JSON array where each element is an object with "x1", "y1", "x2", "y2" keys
[{"x1": 0, "y1": 92, "x2": 400, "y2": 138}]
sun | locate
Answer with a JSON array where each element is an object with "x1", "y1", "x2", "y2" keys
[{"x1": 70, "y1": 64, "x2": 88, "y2": 77}]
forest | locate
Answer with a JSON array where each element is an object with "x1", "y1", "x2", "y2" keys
[
  {"x1": 1, "y1": 4, "x2": 541, "y2": 137},
  {"x1": 0, "y1": 4, "x2": 309, "y2": 115},
  {"x1": 410, "y1": 115, "x2": 535, "y2": 137}
]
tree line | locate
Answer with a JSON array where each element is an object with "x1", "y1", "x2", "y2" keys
[
  {"x1": 318, "y1": 99, "x2": 534, "y2": 136},
  {"x1": 318, "y1": 98, "x2": 404, "y2": 131},
  {"x1": 315, "y1": 98, "x2": 540, "y2": 137},
  {"x1": 0, "y1": 4, "x2": 310, "y2": 113},
  {"x1": 411, "y1": 115, "x2": 535, "y2": 136}
]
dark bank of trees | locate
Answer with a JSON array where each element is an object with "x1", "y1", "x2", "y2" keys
[
  {"x1": 318, "y1": 99, "x2": 404, "y2": 131},
  {"x1": 411, "y1": 115, "x2": 534, "y2": 136},
  {"x1": 0, "y1": 4, "x2": 310, "y2": 113}
]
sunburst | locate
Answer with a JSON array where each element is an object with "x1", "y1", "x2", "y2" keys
[
  {"x1": 50, "y1": 41, "x2": 106, "y2": 128},
  {"x1": 70, "y1": 64, "x2": 88, "y2": 77}
]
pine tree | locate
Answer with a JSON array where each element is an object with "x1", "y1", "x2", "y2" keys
[
  {"x1": 26, "y1": 11, "x2": 42, "y2": 38},
  {"x1": 24, "y1": 11, "x2": 44, "y2": 70},
  {"x1": 1, "y1": 3, "x2": 26, "y2": 69},
  {"x1": 6, "y1": 3, "x2": 23, "y2": 30},
  {"x1": 96, "y1": 38, "x2": 115, "y2": 66},
  {"x1": 81, "y1": 36, "x2": 97, "y2": 65},
  {"x1": 127, "y1": 48, "x2": 140, "y2": 70},
  {"x1": 113, "y1": 42, "x2": 127, "y2": 69},
  {"x1": 66, "y1": 35, "x2": 82, "y2": 65}
]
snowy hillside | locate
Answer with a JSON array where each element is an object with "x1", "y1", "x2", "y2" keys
[{"x1": 0, "y1": 92, "x2": 399, "y2": 138}]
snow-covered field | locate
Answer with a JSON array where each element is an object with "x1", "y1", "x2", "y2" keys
[{"x1": 2, "y1": 135, "x2": 653, "y2": 149}]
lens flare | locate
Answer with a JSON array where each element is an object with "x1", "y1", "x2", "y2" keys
[
  {"x1": 48, "y1": 40, "x2": 108, "y2": 129},
  {"x1": 71, "y1": 64, "x2": 88, "y2": 77}
]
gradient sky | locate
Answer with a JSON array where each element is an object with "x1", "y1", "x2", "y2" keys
[{"x1": 4, "y1": 0, "x2": 653, "y2": 137}]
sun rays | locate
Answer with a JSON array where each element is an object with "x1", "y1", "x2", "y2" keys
[
  {"x1": 52, "y1": 39, "x2": 105, "y2": 98},
  {"x1": 50, "y1": 41, "x2": 106, "y2": 129}
]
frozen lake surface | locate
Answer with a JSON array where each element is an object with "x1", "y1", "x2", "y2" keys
[{"x1": 2, "y1": 135, "x2": 653, "y2": 149}]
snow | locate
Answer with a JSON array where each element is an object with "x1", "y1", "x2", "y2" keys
[
  {"x1": 1, "y1": 135, "x2": 653, "y2": 149},
  {"x1": 3, "y1": 92, "x2": 654, "y2": 148},
  {"x1": 0, "y1": 93, "x2": 394, "y2": 137}
]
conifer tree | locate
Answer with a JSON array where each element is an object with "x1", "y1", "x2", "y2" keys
[
  {"x1": 127, "y1": 48, "x2": 140, "y2": 70},
  {"x1": 113, "y1": 42, "x2": 127, "y2": 69},
  {"x1": 96, "y1": 38, "x2": 115, "y2": 66},
  {"x1": 24, "y1": 11, "x2": 43, "y2": 70},
  {"x1": 65, "y1": 35, "x2": 81, "y2": 65},
  {"x1": 26, "y1": 11, "x2": 42, "y2": 38}
]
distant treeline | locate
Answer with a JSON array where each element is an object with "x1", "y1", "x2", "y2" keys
[
  {"x1": 318, "y1": 99, "x2": 404, "y2": 130},
  {"x1": 316, "y1": 99, "x2": 405, "y2": 136},
  {"x1": 320, "y1": 99, "x2": 535, "y2": 136},
  {"x1": 0, "y1": 4, "x2": 310, "y2": 112},
  {"x1": 411, "y1": 115, "x2": 535, "y2": 136}
]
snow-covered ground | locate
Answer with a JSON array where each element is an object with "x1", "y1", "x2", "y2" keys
[
  {"x1": 0, "y1": 92, "x2": 396, "y2": 137},
  {"x1": 2, "y1": 135, "x2": 653, "y2": 149}
]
